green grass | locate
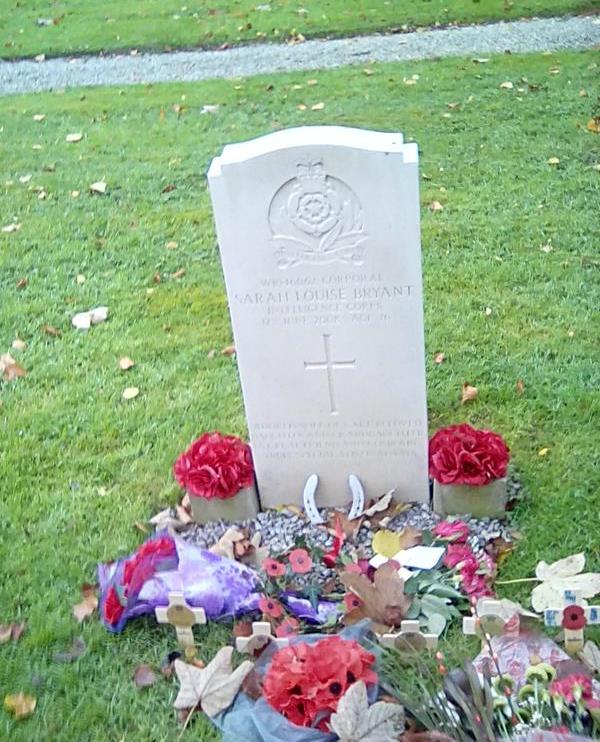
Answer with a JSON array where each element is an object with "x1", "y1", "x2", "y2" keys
[
  {"x1": 0, "y1": 0, "x2": 596, "y2": 59},
  {"x1": 1, "y1": 50, "x2": 599, "y2": 739}
]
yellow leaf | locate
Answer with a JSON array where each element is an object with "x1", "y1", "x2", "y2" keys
[
  {"x1": 538, "y1": 447, "x2": 549, "y2": 457},
  {"x1": 119, "y1": 357, "x2": 135, "y2": 371},
  {"x1": 547, "y1": 157, "x2": 560, "y2": 165},
  {"x1": 500, "y1": 81, "x2": 513, "y2": 89},
  {"x1": 122, "y1": 387, "x2": 139, "y2": 400},
  {"x1": 429, "y1": 201, "x2": 443, "y2": 212},
  {"x1": 90, "y1": 181, "x2": 107, "y2": 194},
  {"x1": 33, "y1": 114, "x2": 45, "y2": 122},
  {"x1": 587, "y1": 117, "x2": 600, "y2": 134},
  {"x1": 65, "y1": 133, "x2": 83, "y2": 143},
  {"x1": 372, "y1": 530, "x2": 403, "y2": 559},
  {"x1": 4, "y1": 693, "x2": 36, "y2": 720},
  {"x1": 311, "y1": 102, "x2": 325, "y2": 111}
]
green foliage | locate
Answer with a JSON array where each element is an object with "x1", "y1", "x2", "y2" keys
[
  {"x1": 0, "y1": 49, "x2": 599, "y2": 739},
  {"x1": 0, "y1": 0, "x2": 594, "y2": 59}
]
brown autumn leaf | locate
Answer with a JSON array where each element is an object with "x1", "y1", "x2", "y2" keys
[
  {"x1": 73, "y1": 585, "x2": 98, "y2": 623},
  {"x1": 341, "y1": 562, "x2": 411, "y2": 631},
  {"x1": 461, "y1": 383, "x2": 478, "y2": 404},
  {"x1": 4, "y1": 693, "x2": 36, "y2": 720},
  {"x1": 241, "y1": 669, "x2": 263, "y2": 701},
  {"x1": 134, "y1": 664, "x2": 158, "y2": 688},
  {"x1": 221, "y1": 345, "x2": 236, "y2": 356},
  {"x1": 42, "y1": 324, "x2": 61, "y2": 337},
  {"x1": 160, "y1": 650, "x2": 182, "y2": 679},
  {"x1": 171, "y1": 268, "x2": 186, "y2": 279},
  {"x1": 119, "y1": 356, "x2": 135, "y2": 371},
  {"x1": 587, "y1": 117, "x2": 600, "y2": 134},
  {"x1": 434, "y1": 352, "x2": 445, "y2": 364},
  {"x1": 162, "y1": 183, "x2": 176, "y2": 193},
  {"x1": 16, "y1": 278, "x2": 28, "y2": 289},
  {"x1": 327, "y1": 509, "x2": 363, "y2": 540},
  {"x1": 485, "y1": 537, "x2": 514, "y2": 566},
  {"x1": 0, "y1": 352, "x2": 27, "y2": 382},
  {"x1": 429, "y1": 201, "x2": 444, "y2": 212},
  {"x1": 515, "y1": 378, "x2": 525, "y2": 395},
  {"x1": 0, "y1": 622, "x2": 26, "y2": 643}
]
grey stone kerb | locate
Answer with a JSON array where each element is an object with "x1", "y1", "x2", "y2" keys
[{"x1": 1, "y1": 16, "x2": 599, "y2": 95}]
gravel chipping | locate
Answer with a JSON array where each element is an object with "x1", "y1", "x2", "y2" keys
[
  {"x1": 174, "y1": 475, "x2": 521, "y2": 582},
  {"x1": 1, "y1": 16, "x2": 599, "y2": 96}
]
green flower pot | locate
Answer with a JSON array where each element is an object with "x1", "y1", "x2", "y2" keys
[
  {"x1": 433, "y1": 477, "x2": 508, "y2": 519},
  {"x1": 189, "y1": 484, "x2": 260, "y2": 523}
]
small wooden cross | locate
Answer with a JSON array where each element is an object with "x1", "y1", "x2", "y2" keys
[
  {"x1": 544, "y1": 589, "x2": 600, "y2": 654},
  {"x1": 235, "y1": 621, "x2": 290, "y2": 654},
  {"x1": 155, "y1": 592, "x2": 206, "y2": 648},
  {"x1": 463, "y1": 599, "x2": 520, "y2": 640},
  {"x1": 380, "y1": 620, "x2": 438, "y2": 651}
]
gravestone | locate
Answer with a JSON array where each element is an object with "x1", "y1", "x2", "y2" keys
[{"x1": 208, "y1": 126, "x2": 428, "y2": 509}]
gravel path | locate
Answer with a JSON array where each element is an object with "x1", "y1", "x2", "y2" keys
[{"x1": 1, "y1": 16, "x2": 599, "y2": 95}]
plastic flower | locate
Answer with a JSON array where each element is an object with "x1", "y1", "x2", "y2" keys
[
  {"x1": 444, "y1": 543, "x2": 475, "y2": 569},
  {"x1": 562, "y1": 604, "x2": 587, "y2": 630},
  {"x1": 549, "y1": 674, "x2": 592, "y2": 703},
  {"x1": 525, "y1": 663, "x2": 556, "y2": 683},
  {"x1": 262, "y1": 557, "x2": 286, "y2": 578},
  {"x1": 275, "y1": 617, "x2": 299, "y2": 638},
  {"x1": 103, "y1": 586, "x2": 125, "y2": 625},
  {"x1": 289, "y1": 548, "x2": 313, "y2": 574},
  {"x1": 429, "y1": 423, "x2": 509, "y2": 485},
  {"x1": 259, "y1": 596, "x2": 283, "y2": 619},
  {"x1": 433, "y1": 520, "x2": 470, "y2": 542},
  {"x1": 343, "y1": 593, "x2": 362, "y2": 612}
]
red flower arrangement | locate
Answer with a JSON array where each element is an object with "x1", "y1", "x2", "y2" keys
[
  {"x1": 550, "y1": 674, "x2": 593, "y2": 704},
  {"x1": 102, "y1": 535, "x2": 178, "y2": 627},
  {"x1": 173, "y1": 432, "x2": 254, "y2": 500},
  {"x1": 429, "y1": 424, "x2": 509, "y2": 486},
  {"x1": 263, "y1": 637, "x2": 377, "y2": 730}
]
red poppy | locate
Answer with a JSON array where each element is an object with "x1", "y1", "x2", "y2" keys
[
  {"x1": 343, "y1": 593, "x2": 362, "y2": 612},
  {"x1": 276, "y1": 617, "x2": 299, "y2": 638},
  {"x1": 562, "y1": 604, "x2": 587, "y2": 630},
  {"x1": 289, "y1": 548, "x2": 313, "y2": 574},
  {"x1": 259, "y1": 595, "x2": 283, "y2": 619},
  {"x1": 262, "y1": 557, "x2": 286, "y2": 578}
]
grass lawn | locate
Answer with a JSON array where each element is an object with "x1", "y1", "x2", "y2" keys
[
  {"x1": 1, "y1": 50, "x2": 599, "y2": 739},
  {"x1": 0, "y1": 0, "x2": 597, "y2": 59}
]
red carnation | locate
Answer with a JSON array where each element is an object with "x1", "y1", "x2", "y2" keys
[
  {"x1": 173, "y1": 432, "x2": 254, "y2": 499},
  {"x1": 429, "y1": 424, "x2": 509, "y2": 486}
]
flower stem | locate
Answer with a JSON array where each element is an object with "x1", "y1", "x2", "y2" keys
[{"x1": 494, "y1": 577, "x2": 539, "y2": 585}]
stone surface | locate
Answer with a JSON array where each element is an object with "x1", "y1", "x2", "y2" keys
[{"x1": 208, "y1": 126, "x2": 428, "y2": 508}]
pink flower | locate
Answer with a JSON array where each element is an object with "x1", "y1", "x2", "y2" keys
[
  {"x1": 433, "y1": 520, "x2": 470, "y2": 542},
  {"x1": 444, "y1": 543, "x2": 475, "y2": 569},
  {"x1": 289, "y1": 548, "x2": 313, "y2": 574},
  {"x1": 550, "y1": 674, "x2": 592, "y2": 703},
  {"x1": 259, "y1": 596, "x2": 283, "y2": 618},
  {"x1": 343, "y1": 593, "x2": 362, "y2": 612},
  {"x1": 262, "y1": 557, "x2": 286, "y2": 578},
  {"x1": 276, "y1": 617, "x2": 299, "y2": 638}
]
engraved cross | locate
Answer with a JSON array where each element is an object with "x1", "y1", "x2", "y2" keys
[{"x1": 304, "y1": 334, "x2": 355, "y2": 415}]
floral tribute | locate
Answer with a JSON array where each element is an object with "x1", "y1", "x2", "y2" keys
[
  {"x1": 102, "y1": 535, "x2": 178, "y2": 629},
  {"x1": 263, "y1": 636, "x2": 377, "y2": 730},
  {"x1": 429, "y1": 423, "x2": 510, "y2": 486},
  {"x1": 173, "y1": 432, "x2": 254, "y2": 500},
  {"x1": 433, "y1": 519, "x2": 495, "y2": 599}
]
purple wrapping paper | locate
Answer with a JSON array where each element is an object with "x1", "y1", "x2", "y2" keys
[{"x1": 98, "y1": 535, "x2": 340, "y2": 633}]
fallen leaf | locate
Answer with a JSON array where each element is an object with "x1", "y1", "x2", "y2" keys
[
  {"x1": 90, "y1": 181, "x2": 107, "y2": 194},
  {"x1": 162, "y1": 183, "x2": 176, "y2": 193},
  {"x1": 4, "y1": 693, "x2": 36, "y2": 720},
  {"x1": 538, "y1": 447, "x2": 549, "y2": 457},
  {"x1": 540, "y1": 243, "x2": 553, "y2": 253},
  {"x1": 33, "y1": 114, "x2": 45, "y2": 122},
  {"x1": 434, "y1": 352, "x2": 445, "y2": 364},
  {"x1": 65, "y1": 133, "x2": 83, "y2": 143},
  {"x1": 119, "y1": 356, "x2": 135, "y2": 371},
  {"x1": 330, "y1": 680, "x2": 404, "y2": 741},
  {"x1": 587, "y1": 117, "x2": 600, "y2": 134},
  {"x1": 241, "y1": 669, "x2": 263, "y2": 701},
  {"x1": 515, "y1": 379, "x2": 525, "y2": 395},
  {"x1": 209, "y1": 526, "x2": 247, "y2": 560},
  {"x1": 53, "y1": 636, "x2": 86, "y2": 663},
  {"x1": 461, "y1": 383, "x2": 478, "y2": 404},
  {"x1": 19, "y1": 175, "x2": 32, "y2": 184},
  {"x1": 171, "y1": 269, "x2": 186, "y2": 279},
  {"x1": 531, "y1": 553, "x2": 600, "y2": 612},
  {"x1": 16, "y1": 278, "x2": 28, "y2": 289},
  {"x1": 429, "y1": 201, "x2": 443, "y2": 212},
  {"x1": 580, "y1": 641, "x2": 600, "y2": 675},
  {"x1": 311, "y1": 102, "x2": 325, "y2": 111},
  {"x1": 73, "y1": 587, "x2": 98, "y2": 623},
  {"x1": 134, "y1": 664, "x2": 158, "y2": 688},
  {"x1": 221, "y1": 345, "x2": 236, "y2": 356},
  {"x1": 2, "y1": 223, "x2": 21, "y2": 233},
  {"x1": 363, "y1": 492, "x2": 394, "y2": 518},
  {"x1": 0, "y1": 622, "x2": 26, "y2": 643},
  {"x1": 34, "y1": 54, "x2": 45, "y2": 62},
  {"x1": 500, "y1": 81, "x2": 514, "y2": 89},
  {"x1": 472, "y1": 58, "x2": 490, "y2": 63},
  {"x1": 72, "y1": 306, "x2": 108, "y2": 330},
  {"x1": 341, "y1": 562, "x2": 412, "y2": 630},
  {"x1": 327, "y1": 509, "x2": 363, "y2": 540},
  {"x1": 306, "y1": 78, "x2": 318, "y2": 85},
  {"x1": 173, "y1": 647, "x2": 253, "y2": 717},
  {"x1": 0, "y1": 353, "x2": 27, "y2": 382},
  {"x1": 372, "y1": 527, "x2": 422, "y2": 559},
  {"x1": 42, "y1": 324, "x2": 61, "y2": 337},
  {"x1": 122, "y1": 387, "x2": 139, "y2": 400},
  {"x1": 165, "y1": 241, "x2": 178, "y2": 250},
  {"x1": 547, "y1": 156, "x2": 560, "y2": 165},
  {"x1": 160, "y1": 650, "x2": 182, "y2": 679}
]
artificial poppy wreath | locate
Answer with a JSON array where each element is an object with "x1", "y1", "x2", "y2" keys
[{"x1": 262, "y1": 636, "x2": 377, "y2": 730}]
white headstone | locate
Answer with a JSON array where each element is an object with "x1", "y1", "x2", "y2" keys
[{"x1": 208, "y1": 126, "x2": 428, "y2": 509}]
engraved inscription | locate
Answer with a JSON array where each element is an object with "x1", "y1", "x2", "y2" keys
[
  {"x1": 269, "y1": 161, "x2": 368, "y2": 269},
  {"x1": 304, "y1": 334, "x2": 356, "y2": 415}
]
